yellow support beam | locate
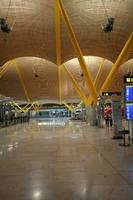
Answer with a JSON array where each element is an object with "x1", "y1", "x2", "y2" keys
[
  {"x1": 55, "y1": 0, "x2": 61, "y2": 66},
  {"x1": 58, "y1": 66, "x2": 62, "y2": 104},
  {"x1": 89, "y1": 58, "x2": 105, "y2": 107},
  {"x1": 0, "y1": 60, "x2": 31, "y2": 106},
  {"x1": 63, "y1": 65, "x2": 91, "y2": 106},
  {"x1": 22, "y1": 103, "x2": 30, "y2": 110},
  {"x1": 94, "y1": 58, "x2": 105, "y2": 88},
  {"x1": 32, "y1": 102, "x2": 40, "y2": 111},
  {"x1": 12, "y1": 102, "x2": 35, "y2": 113},
  {"x1": 62, "y1": 101, "x2": 74, "y2": 112},
  {"x1": 77, "y1": 101, "x2": 83, "y2": 108},
  {"x1": 0, "y1": 60, "x2": 13, "y2": 79},
  {"x1": 55, "y1": 0, "x2": 62, "y2": 104},
  {"x1": 100, "y1": 32, "x2": 133, "y2": 93},
  {"x1": 57, "y1": 0, "x2": 98, "y2": 101},
  {"x1": 11, "y1": 102, "x2": 26, "y2": 113},
  {"x1": 11, "y1": 104, "x2": 23, "y2": 113},
  {"x1": 13, "y1": 60, "x2": 31, "y2": 102}
]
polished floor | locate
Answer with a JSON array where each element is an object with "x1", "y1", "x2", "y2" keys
[{"x1": 0, "y1": 119, "x2": 133, "y2": 200}]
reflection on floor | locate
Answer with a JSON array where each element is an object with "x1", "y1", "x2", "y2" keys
[{"x1": 0, "y1": 119, "x2": 133, "y2": 200}]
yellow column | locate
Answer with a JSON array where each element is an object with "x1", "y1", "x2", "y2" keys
[
  {"x1": 0, "y1": 60, "x2": 13, "y2": 79},
  {"x1": 94, "y1": 58, "x2": 105, "y2": 88},
  {"x1": 90, "y1": 58, "x2": 105, "y2": 107},
  {"x1": 62, "y1": 101, "x2": 74, "y2": 112},
  {"x1": 13, "y1": 60, "x2": 31, "y2": 102},
  {"x1": 55, "y1": 0, "x2": 62, "y2": 104},
  {"x1": 57, "y1": 0, "x2": 98, "y2": 101},
  {"x1": 63, "y1": 65, "x2": 91, "y2": 106},
  {"x1": 100, "y1": 32, "x2": 133, "y2": 93}
]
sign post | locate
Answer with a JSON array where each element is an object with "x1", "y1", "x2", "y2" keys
[{"x1": 124, "y1": 75, "x2": 133, "y2": 141}]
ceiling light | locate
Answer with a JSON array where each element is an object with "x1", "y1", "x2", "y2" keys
[
  {"x1": 34, "y1": 73, "x2": 39, "y2": 78},
  {"x1": 102, "y1": 17, "x2": 115, "y2": 33},
  {"x1": 0, "y1": 18, "x2": 11, "y2": 33},
  {"x1": 80, "y1": 72, "x2": 84, "y2": 77}
]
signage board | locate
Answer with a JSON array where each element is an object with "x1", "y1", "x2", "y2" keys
[
  {"x1": 102, "y1": 92, "x2": 121, "y2": 97},
  {"x1": 125, "y1": 103, "x2": 133, "y2": 120},
  {"x1": 124, "y1": 76, "x2": 133, "y2": 84},
  {"x1": 125, "y1": 86, "x2": 133, "y2": 102}
]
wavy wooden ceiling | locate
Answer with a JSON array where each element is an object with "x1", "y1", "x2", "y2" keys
[
  {"x1": 0, "y1": 0, "x2": 133, "y2": 102},
  {"x1": 0, "y1": 56, "x2": 130, "y2": 102},
  {"x1": 0, "y1": 56, "x2": 133, "y2": 102},
  {"x1": 0, "y1": 0, "x2": 132, "y2": 65}
]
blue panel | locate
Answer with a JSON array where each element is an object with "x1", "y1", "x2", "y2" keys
[
  {"x1": 125, "y1": 86, "x2": 133, "y2": 101},
  {"x1": 125, "y1": 103, "x2": 133, "y2": 120}
]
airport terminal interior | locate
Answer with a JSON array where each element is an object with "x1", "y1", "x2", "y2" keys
[{"x1": 0, "y1": 0, "x2": 133, "y2": 199}]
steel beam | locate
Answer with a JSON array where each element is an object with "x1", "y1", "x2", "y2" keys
[
  {"x1": 0, "y1": 60, "x2": 13, "y2": 79},
  {"x1": 62, "y1": 101, "x2": 74, "y2": 112},
  {"x1": 55, "y1": 0, "x2": 61, "y2": 66},
  {"x1": 90, "y1": 58, "x2": 105, "y2": 107},
  {"x1": 13, "y1": 60, "x2": 31, "y2": 102},
  {"x1": 63, "y1": 65, "x2": 91, "y2": 106},
  {"x1": 55, "y1": 0, "x2": 62, "y2": 104},
  {"x1": 100, "y1": 32, "x2": 133, "y2": 93},
  {"x1": 57, "y1": 0, "x2": 98, "y2": 101},
  {"x1": 94, "y1": 58, "x2": 105, "y2": 88},
  {"x1": 12, "y1": 102, "x2": 34, "y2": 113},
  {"x1": 58, "y1": 66, "x2": 62, "y2": 104}
]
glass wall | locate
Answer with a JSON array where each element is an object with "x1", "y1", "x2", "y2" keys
[{"x1": 31, "y1": 108, "x2": 70, "y2": 118}]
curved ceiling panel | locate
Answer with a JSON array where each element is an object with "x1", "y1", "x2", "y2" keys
[
  {"x1": 0, "y1": 56, "x2": 114, "y2": 102},
  {"x1": 121, "y1": 59, "x2": 133, "y2": 74},
  {"x1": 64, "y1": 56, "x2": 113, "y2": 98},
  {"x1": 0, "y1": 0, "x2": 56, "y2": 65},
  {"x1": 0, "y1": 57, "x2": 59, "y2": 101},
  {"x1": 61, "y1": 0, "x2": 133, "y2": 63},
  {"x1": 0, "y1": 0, "x2": 132, "y2": 66},
  {"x1": 0, "y1": 56, "x2": 133, "y2": 103},
  {"x1": 106, "y1": 59, "x2": 133, "y2": 92}
]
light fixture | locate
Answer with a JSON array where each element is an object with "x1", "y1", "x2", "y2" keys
[
  {"x1": 80, "y1": 71, "x2": 84, "y2": 77},
  {"x1": 33, "y1": 191, "x2": 41, "y2": 199},
  {"x1": 34, "y1": 73, "x2": 39, "y2": 78},
  {"x1": 0, "y1": 18, "x2": 11, "y2": 33},
  {"x1": 102, "y1": 17, "x2": 115, "y2": 33}
]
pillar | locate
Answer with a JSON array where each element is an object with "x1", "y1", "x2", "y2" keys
[
  {"x1": 112, "y1": 101, "x2": 122, "y2": 132},
  {"x1": 85, "y1": 106, "x2": 97, "y2": 126},
  {"x1": 128, "y1": 121, "x2": 133, "y2": 141}
]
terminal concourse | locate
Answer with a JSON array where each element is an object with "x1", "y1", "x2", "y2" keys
[{"x1": 0, "y1": 0, "x2": 133, "y2": 199}]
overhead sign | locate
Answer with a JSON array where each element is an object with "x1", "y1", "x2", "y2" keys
[
  {"x1": 102, "y1": 92, "x2": 121, "y2": 97},
  {"x1": 124, "y1": 76, "x2": 133, "y2": 84}
]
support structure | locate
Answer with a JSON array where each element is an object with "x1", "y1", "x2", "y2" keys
[
  {"x1": 62, "y1": 101, "x2": 74, "y2": 112},
  {"x1": 100, "y1": 32, "x2": 133, "y2": 94},
  {"x1": 13, "y1": 60, "x2": 31, "y2": 102},
  {"x1": 55, "y1": 0, "x2": 62, "y2": 104},
  {"x1": 90, "y1": 58, "x2": 105, "y2": 107},
  {"x1": 0, "y1": 59, "x2": 39, "y2": 113},
  {"x1": 94, "y1": 58, "x2": 105, "y2": 88},
  {"x1": 0, "y1": 60, "x2": 13, "y2": 79},
  {"x1": 63, "y1": 59, "x2": 105, "y2": 106},
  {"x1": 57, "y1": 0, "x2": 98, "y2": 101},
  {"x1": 63, "y1": 65, "x2": 91, "y2": 106},
  {"x1": 12, "y1": 102, "x2": 33, "y2": 113}
]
